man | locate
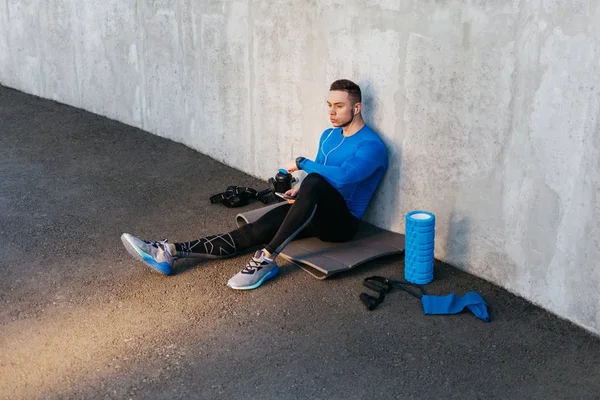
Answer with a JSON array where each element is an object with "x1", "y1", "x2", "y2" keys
[{"x1": 121, "y1": 79, "x2": 388, "y2": 290}]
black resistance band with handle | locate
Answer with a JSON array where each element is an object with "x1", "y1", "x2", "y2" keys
[{"x1": 360, "y1": 276, "x2": 427, "y2": 311}]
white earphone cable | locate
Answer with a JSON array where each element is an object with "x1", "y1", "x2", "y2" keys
[{"x1": 321, "y1": 128, "x2": 346, "y2": 166}]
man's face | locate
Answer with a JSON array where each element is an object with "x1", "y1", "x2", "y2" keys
[{"x1": 327, "y1": 90, "x2": 355, "y2": 127}]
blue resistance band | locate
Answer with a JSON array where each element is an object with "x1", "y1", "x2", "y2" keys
[
  {"x1": 360, "y1": 276, "x2": 490, "y2": 322},
  {"x1": 422, "y1": 292, "x2": 490, "y2": 322}
]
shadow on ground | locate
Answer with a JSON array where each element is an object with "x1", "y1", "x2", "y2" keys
[{"x1": 1, "y1": 85, "x2": 599, "y2": 400}]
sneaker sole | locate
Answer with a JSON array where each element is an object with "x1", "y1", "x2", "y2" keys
[
  {"x1": 227, "y1": 266, "x2": 280, "y2": 290},
  {"x1": 121, "y1": 233, "x2": 172, "y2": 275}
]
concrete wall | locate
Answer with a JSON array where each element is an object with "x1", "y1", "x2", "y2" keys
[{"x1": 1, "y1": 0, "x2": 599, "y2": 334}]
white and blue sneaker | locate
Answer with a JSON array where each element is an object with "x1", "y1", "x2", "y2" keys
[
  {"x1": 227, "y1": 250, "x2": 280, "y2": 290},
  {"x1": 121, "y1": 233, "x2": 175, "y2": 275}
]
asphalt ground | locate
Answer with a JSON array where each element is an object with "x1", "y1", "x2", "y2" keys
[{"x1": 1, "y1": 85, "x2": 599, "y2": 399}]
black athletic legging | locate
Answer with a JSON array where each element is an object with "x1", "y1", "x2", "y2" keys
[{"x1": 231, "y1": 173, "x2": 360, "y2": 256}]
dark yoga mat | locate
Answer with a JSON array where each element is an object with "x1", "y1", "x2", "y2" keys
[{"x1": 236, "y1": 203, "x2": 405, "y2": 279}]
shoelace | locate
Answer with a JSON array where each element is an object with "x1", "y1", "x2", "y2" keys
[
  {"x1": 243, "y1": 256, "x2": 265, "y2": 273},
  {"x1": 148, "y1": 239, "x2": 172, "y2": 256}
]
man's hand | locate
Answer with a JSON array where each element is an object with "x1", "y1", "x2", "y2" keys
[
  {"x1": 283, "y1": 188, "x2": 298, "y2": 203},
  {"x1": 284, "y1": 159, "x2": 298, "y2": 173},
  {"x1": 284, "y1": 188, "x2": 299, "y2": 198}
]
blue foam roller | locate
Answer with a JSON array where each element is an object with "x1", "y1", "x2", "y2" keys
[
  {"x1": 409, "y1": 244, "x2": 435, "y2": 252},
  {"x1": 412, "y1": 237, "x2": 435, "y2": 246},
  {"x1": 406, "y1": 257, "x2": 435, "y2": 265},
  {"x1": 408, "y1": 228, "x2": 435, "y2": 235},
  {"x1": 411, "y1": 248, "x2": 436, "y2": 257},
  {"x1": 405, "y1": 210, "x2": 436, "y2": 285},
  {"x1": 409, "y1": 229, "x2": 435, "y2": 237}
]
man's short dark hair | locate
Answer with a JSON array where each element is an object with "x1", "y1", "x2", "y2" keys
[{"x1": 330, "y1": 79, "x2": 361, "y2": 104}]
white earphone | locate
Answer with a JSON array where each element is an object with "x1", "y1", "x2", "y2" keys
[{"x1": 321, "y1": 128, "x2": 346, "y2": 165}]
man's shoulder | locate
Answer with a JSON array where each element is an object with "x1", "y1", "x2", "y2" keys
[
  {"x1": 356, "y1": 126, "x2": 388, "y2": 165},
  {"x1": 358, "y1": 125, "x2": 386, "y2": 146}
]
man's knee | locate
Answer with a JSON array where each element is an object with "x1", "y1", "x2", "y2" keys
[{"x1": 299, "y1": 173, "x2": 328, "y2": 192}]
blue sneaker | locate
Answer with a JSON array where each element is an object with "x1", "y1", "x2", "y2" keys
[
  {"x1": 121, "y1": 233, "x2": 175, "y2": 275},
  {"x1": 227, "y1": 250, "x2": 280, "y2": 290}
]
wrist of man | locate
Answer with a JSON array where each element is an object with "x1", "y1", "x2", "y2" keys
[{"x1": 295, "y1": 156, "x2": 305, "y2": 170}]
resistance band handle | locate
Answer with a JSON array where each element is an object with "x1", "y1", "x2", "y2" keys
[
  {"x1": 364, "y1": 279, "x2": 386, "y2": 293},
  {"x1": 360, "y1": 292, "x2": 382, "y2": 311}
]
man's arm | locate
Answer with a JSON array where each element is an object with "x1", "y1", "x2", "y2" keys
[{"x1": 297, "y1": 140, "x2": 386, "y2": 186}]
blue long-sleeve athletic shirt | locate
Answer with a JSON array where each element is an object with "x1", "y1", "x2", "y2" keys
[{"x1": 297, "y1": 125, "x2": 388, "y2": 219}]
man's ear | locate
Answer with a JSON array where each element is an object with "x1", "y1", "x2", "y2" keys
[{"x1": 354, "y1": 103, "x2": 362, "y2": 115}]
